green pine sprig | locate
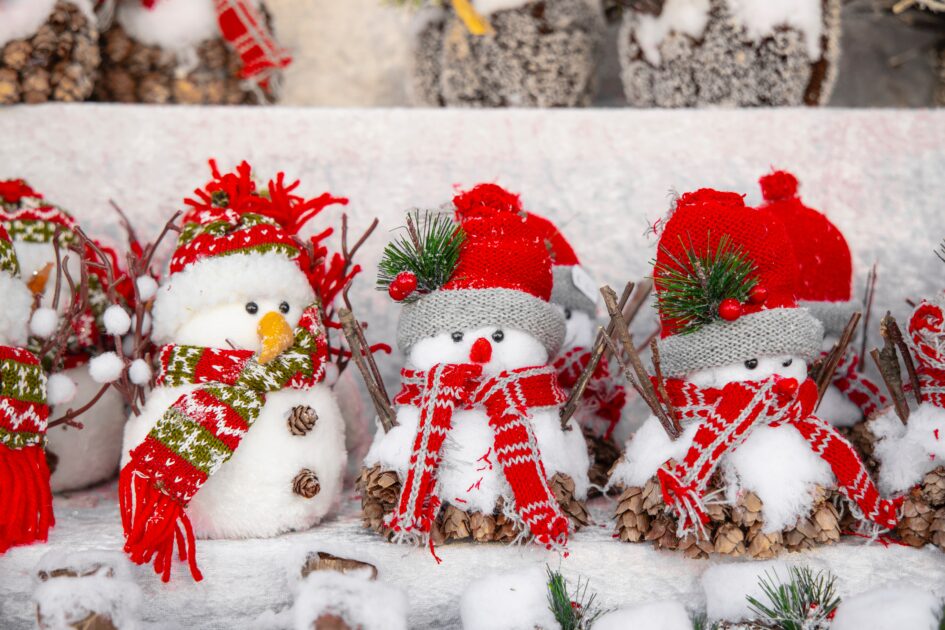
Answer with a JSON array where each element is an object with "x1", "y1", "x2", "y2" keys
[
  {"x1": 690, "y1": 613, "x2": 720, "y2": 630},
  {"x1": 546, "y1": 566, "x2": 607, "y2": 630},
  {"x1": 377, "y1": 209, "x2": 464, "y2": 302},
  {"x1": 746, "y1": 566, "x2": 840, "y2": 630},
  {"x1": 936, "y1": 239, "x2": 945, "y2": 265},
  {"x1": 653, "y1": 234, "x2": 758, "y2": 335}
]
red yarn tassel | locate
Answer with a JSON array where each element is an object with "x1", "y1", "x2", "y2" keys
[
  {"x1": 0, "y1": 443, "x2": 54, "y2": 553},
  {"x1": 119, "y1": 466, "x2": 202, "y2": 583}
]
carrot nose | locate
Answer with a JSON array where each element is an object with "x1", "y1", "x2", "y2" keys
[
  {"x1": 469, "y1": 338, "x2": 492, "y2": 364},
  {"x1": 775, "y1": 377, "x2": 798, "y2": 398}
]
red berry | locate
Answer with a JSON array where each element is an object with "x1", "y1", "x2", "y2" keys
[
  {"x1": 775, "y1": 377, "x2": 799, "y2": 398},
  {"x1": 388, "y1": 271, "x2": 418, "y2": 301},
  {"x1": 748, "y1": 285, "x2": 768, "y2": 305},
  {"x1": 718, "y1": 298, "x2": 742, "y2": 321}
]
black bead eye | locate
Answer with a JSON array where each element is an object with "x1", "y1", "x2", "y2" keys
[
  {"x1": 492, "y1": 330, "x2": 505, "y2": 343},
  {"x1": 279, "y1": 301, "x2": 290, "y2": 314},
  {"x1": 245, "y1": 302, "x2": 259, "y2": 315},
  {"x1": 451, "y1": 331, "x2": 464, "y2": 343},
  {"x1": 782, "y1": 358, "x2": 793, "y2": 367},
  {"x1": 564, "y1": 308, "x2": 572, "y2": 320},
  {"x1": 744, "y1": 358, "x2": 759, "y2": 370}
]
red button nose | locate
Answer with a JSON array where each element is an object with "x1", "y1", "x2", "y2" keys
[
  {"x1": 469, "y1": 338, "x2": 492, "y2": 364},
  {"x1": 775, "y1": 377, "x2": 798, "y2": 398}
]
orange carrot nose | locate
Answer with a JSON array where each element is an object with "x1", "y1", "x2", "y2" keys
[
  {"x1": 469, "y1": 338, "x2": 492, "y2": 364},
  {"x1": 775, "y1": 377, "x2": 798, "y2": 398}
]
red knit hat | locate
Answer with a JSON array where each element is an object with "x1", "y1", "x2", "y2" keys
[
  {"x1": 653, "y1": 188, "x2": 823, "y2": 377},
  {"x1": 0, "y1": 179, "x2": 77, "y2": 245},
  {"x1": 759, "y1": 170, "x2": 855, "y2": 337},
  {"x1": 152, "y1": 161, "x2": 347, "y2": 343}
]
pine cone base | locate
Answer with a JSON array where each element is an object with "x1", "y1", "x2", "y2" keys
[
  {"x1": 288, "y1": 405, "x2": 318, "y2": 435},
  {"x1": 583, "y1": 427, "x2": 622, "y2": 493},
  {"x1": 293, "y1": 469, "x2": 321, "y2": 499}
]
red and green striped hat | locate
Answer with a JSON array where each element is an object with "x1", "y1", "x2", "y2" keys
[{"x1": 0, "y1": 179, "x2": 76, "y2": 245}]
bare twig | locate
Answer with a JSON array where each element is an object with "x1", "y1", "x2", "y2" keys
[
  {"x1": 405, "y1": 213, "x2": 423, "y2": 260},
  {"x1": 814, "y1": 312, "x2": 861, "y2": 408},
  {"x1": 649, "y1": 339, "x2": 679, "y2": 431},
  {"x1": 857, "y1": 263, "x2": 877, "y2": 373},
  {"x1": 48, "y1": 383, "x2": 111, "y2": 429},
  {"x1": 885, "y1": 315, "x2": 923, "y2": 406},
  {"x1": 339, "y1": 305, "x2": 396, "y2": 432},
  {"x1": 871, "y1": 313, "x2": 911, "y2": 424}
]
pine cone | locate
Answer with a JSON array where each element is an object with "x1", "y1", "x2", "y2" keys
[
  {"x1": 897, "y1": 491, "x2": 936, "y2": 547},
  {"x1": 549, "y1": 473, "x2": 590, "y2": 528},
  {"x1": 920, "y1": 467, "x2": 945, "y2": 507},
  {"x1": 930, "y1": 508, "x2": 945, "y2": 551},
  {"x1": 713, "y1": 522, "x2": 746, "y2": 556},
  {"x1": 288, "y1": 406, "x2": 318, "y2": 436},
  {"x1": 583, "y1": 427, "x2": 622, "y2": 492},
  {"x1": 783, "y1": 486, "x2": 841, "y2": 551},
  {"x1": 841, "y1": 421, "x2": 880, "y2": 474},
  {"x1": 641, "y1": 476, "x2": 665, "y2": 515},
  {"x1": 677, "y1": 532, "x2": 714, "y2": 559},
  {"x1": 36, "y1": 564, "x2": 120, "y2": 630},
  {"x1": 293, "y1": 469, "x2": 321, "y2": 499},
  {"x1": 614, "y1": 485, "x2": 650, "y2": 542},
  {"x1": 300, "y1": 551, "x2": 377, "y2": 580},
  {"x1": 2, "y1": 40, "x2": 30, "y2": 71},
  {"x1": 745, "y1": 523, "x2": 783, "y2": 559},
  {"x1": 356, "y1": 465, "x2": 401, "y2": 534},
  {"x1": 440, "y1": 505, "x2": 472, "y2": 541},
  {"x1": 732, "y1": 491, "x2": 764, "y2": 529},
  {"x1": 645, "y1": 513, "x2": 680, "y2": 551},
  {"x1": 313, "y1": 613, "x2": 353, "y2": 630}
]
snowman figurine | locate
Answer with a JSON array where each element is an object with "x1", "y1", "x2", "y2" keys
[
  {"x1": 120, "y1": 163, "x2": 345, "y2": 581},
  {"x1": 0, "y1": 179, "x2": 129, "y2": 493},
  {"x1": 0, "y1": 225, "x2": 55, "y2": 553},
  {"x1": 362, "y1": 202, "x2": 589, "y2": 551},
  {"x1": 610, "y1": 189, "x2": 898, "y2": 556},
  {"x1": 758, "y1": 170, "x2": 886, "y2": 428}
]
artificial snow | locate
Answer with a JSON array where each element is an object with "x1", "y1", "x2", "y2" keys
[
  {"x1": 633, "y1": 0, "x2": 711, "y2": 66},
  {"x1": 817, "y1": 383, "x2": 864, "y2": 428},
  {"x1": 607, "y1": 414, "x2": 698, "y2": 489},
  {"x1": 128, "y1": 359, "x2": 152, "y2": 386},
  {"x1": 117, "y1": 0, "x2": 220, "y2": 51},
  {"x1": 459, "y1": 565, "x2": 557, "y2": 630},
  {"x1": 594, "y1": 600, "x2": 692, "y2": 630},
  {"x1": 88, "y1": 352, "x2": 124, "y2": 383},
  {"x1": 831, "y1": 585, "x2": 943, "y2": 630},
  {"x1": 472, "y1": 0, "x2": 602, "y2": 17},
  {"x1": 103, "y1": 304, "x2": 132, "y2": 336},
  {"x1": 0, "y1": 272, "x2": 32, "y2": 346},
  {"x1": 45, "y1": 373, "x2": 77, "y2": 407},
  {"x1": 292, "y1": 570, "x2": 407, "y2": 630},
  {"x1": 134, "y1": 275, "x2": 158, "y2": 301},
  {"x1": 726, "y1": 0, "x2": 824, "y2": 60},
  {"x1": 0, "y1": 0, "x2": 57, "y2": 50},
  {"x1": 30, "y1": 307, "x2": 59, "y2": 340},
  {"x1": 702, "y1": 559, "x2": 792, "y2": 622},
  {"x1": 872, "y1": 403, "x2": 945, "y2": 495}
]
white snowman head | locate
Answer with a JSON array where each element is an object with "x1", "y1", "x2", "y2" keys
[
  {"x1": 384, "y1": 205, "x2": 565, "y2": 376},
  {"x1": 0, "y1": 226, "x2": 33, "y2": 347}
]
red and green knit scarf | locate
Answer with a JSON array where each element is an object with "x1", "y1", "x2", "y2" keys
[
  {"x1": 656, "y1": 376, "x2": 900, "y2": 538},
  {"x1": 554, "y1": 347, "x2": 626, "y2": 439},
  {"x1": 389, "y1": 363, "x2": 570, "y2": 552},
  {"x1": 119, "y1": 305, "x2": 327, "y2": 582},
  {"x1": 0, "y1": 345, "x2": 53, "y2": 553},
  {"x1": 908, "y1": 301, "x2": 945, "y2": 407},
  {"x1": 828, "y1": 351, "x2": 887, "y2": 419}
]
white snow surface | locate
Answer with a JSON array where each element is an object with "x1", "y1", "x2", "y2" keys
[
  {"x1": 117, "y1": 0, "x2": 219, "y2": 51},
  {"x1": 872, "y1": 403, "x2": 945, "y2": 495},
  {"x1": 103, "y1": 304, "x2": 132, "y2": 336},
  {"x1": 473, "y1": 0, "x2": 602, "y2": 17},
  {"x1": 701, "y1": 559, "x2": 793, "y2": 622},
  {"x1": 831, "y1": 585, "x2": 943, "y2": 630},
  {"x1": 88, "y1": 351, "x2": 124, "y2": 383},
  {"x1": 0, "y1": 0, "x2": 57, "y2": 49},
  {"x1": 292, "y1": 570, "x2": 407, "y2": 630},
  {"x1": 633, "y1": 0, "x2": 711, "y2": 66},
  {"x1": 594, "y1": 600, "x2": 692, "y2": 630},
  {"x1": 459, "y1": 565, "x2": 557, "y2": 630},
  {"x1": 726, "y1": 0, "x2": 825, "y2": 60}
]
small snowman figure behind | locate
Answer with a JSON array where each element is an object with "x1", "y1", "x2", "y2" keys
[
  {"x1": 610, "y1": 188, "x2": 899, "y2": 558},
  {"x1": 360, "y1": 200, "x2": 589, "y2": 550},
  {"x1": 120, "y1": 162, "x2": 347, "y2": 582}
]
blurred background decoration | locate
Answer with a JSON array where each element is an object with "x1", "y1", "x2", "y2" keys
[{"x1": 0, "y1": 0, "x2": 943, "y2": 107}]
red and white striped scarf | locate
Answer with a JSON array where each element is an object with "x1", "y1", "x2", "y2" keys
[
  {"x1": 656, "y1": 376, "x2": 900, "y2": 537},
  {"x1": 553, "y1": 347, "x2": 626, "y2": 439},
  {"x1": 908, "y1": 300, "x2": 945, "y2": 407},
  {"x1": 830, "y1": 351, "x2": 887, "y2": 419},
  {"x1": 388, "y1": 364, "x2": 569, "y2": 550}
]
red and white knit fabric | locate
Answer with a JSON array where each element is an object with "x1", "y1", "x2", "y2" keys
[
  {"x1": 908, "y1": 300, "x2": 945, "y2": 407},
  {"x1": 657, "y1": 376, "x2": 900, "y2": 537},
  {"x1": 388, "y1": 363, "x2": 570, "y2": 551},
  {"x1": 553, "y1": 347, "x2": 626, "y2": 439},
  {"x1": 831, "y1": 351, "x2": 888, "y2": 418},
  {"x1": 214, "y1": 0, "x2": 291, "y2": 85}
]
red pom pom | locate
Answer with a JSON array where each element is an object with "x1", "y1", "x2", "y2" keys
[
  {"x1": 388, "y1": 271, "x2": 417, "y2": 301},
  {"x1": 452, "y1": 184, "x2": 522, "y2": 220},
  {"x1": 718, "y1": 298, "x2": 742, "y2": 321},
  {"x1": 759, "y1": 170, "x2": 798, "y2": 202},
  {"x1": 748, "y1": 285, "x2": 768, "y2": 305}
]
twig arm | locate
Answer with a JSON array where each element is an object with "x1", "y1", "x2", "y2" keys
[
  {"x1": 339, "y1": 307, "x2": 396, "y2": 432},
  {"x1": 814, "y1": 312, "x2": 861, "y2": 408}
]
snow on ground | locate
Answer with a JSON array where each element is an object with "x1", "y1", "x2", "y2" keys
[{"x1": 831, "y1": 585, "x2": 943, "y2": 630}]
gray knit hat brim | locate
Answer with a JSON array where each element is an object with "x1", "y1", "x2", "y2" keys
[
  {"x1": 397, "y1": 287, "x2": 566, "y2": 356},
  {"x1": 551, "y1": 266, "x2": 597, "y2": 315},
  {"x1": 657, "y1": 307, "x2": 825, "y2": 378},
  {"x1": 800, "y1": 299, "x2": 858, "y2": 339}
]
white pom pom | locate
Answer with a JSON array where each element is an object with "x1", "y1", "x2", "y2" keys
[
  {"x1": 46, "y1": 373, "x2": 77, "y2": 406},
  {"x1": 136, "y1": 275, "x2": 158, "y2": 301},
  {"x1": 30, "y1": 307, "x2": 59, "y2": 339},
  {"x1": 103, "y1": 304, "x2": 132, "y2": 336},
  {"x1": 89, "y1": 352, "x2": 124, "y2": 384},
  {"x1": 141, "y1": 313, "x2": 152, "y2": 335},
  {"x1": 129, "y1": 359, "x2": 152, "y2": 385}
]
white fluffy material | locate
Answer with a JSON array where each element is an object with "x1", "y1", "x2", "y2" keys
[
  {"x1": 0, "y1": 272, "x2": 33, "y2": 346},
  {"x1": 594, "y1": 600, "x2": 692, "y2": 630},
  {"x1": 408, "y1": 327, "x2": 548, "y2": 375},
  {"x1": 134, "y1": 275, "x2": 158, "y2": 301},
  {"x1": 292, "y1": 570, "x2": 407, "y2": 630},
  {"x1": 560, "y1": 308, "x2": 595, "y2": 352},
  {"x1": 831, "y1": 585, "x2": 943, "y2": 630},
  {"x1": 473, "y1": 0, "x2": 602, "y2": 17},
  {"x1": 30, "y1": 307, "x2": 59, "y2": 339},
  {"x1": 117, "y1": 0, "x2": 220, "y2": 51},
  {"x1": 702, "y1": 560, "x2": 792, "y2": 622},
  {"x1": 873, "y1": 403, "x2": 945, "y2": 495},
  {"x1": 128, "y1": 358, "x2": 152, "y2": 386},
  {"x1": 0, "y1": 0, "x2": 57, "y2": 49},
  {"x1": 151, "y1": 252, "x2": 315, "y2": 345},
  {"x1": 88, "y1": 352, "x2": 124, "y2": 384},
  {"x1": 47, "y1": 365, "x2": 127, "y2": 493},
  {"x1": 608, "y1": 414, "x2": 699, "y2": 489},
  {"x1": 46, "y1": 373, "x2": 77, "y2": 407},
  {"x1": 103, "y1": 304, "x2": 132, "y2": 336},
  {"x1": 726, "y1": 0, "x2": 824, "y2": 59},
  {"x1": 633, "y1": 0, "x2": 710, "y2": 66},
  {"x1": 122, "y1": 382, "x2": 347, "y2": 538},
  {"x1": 687, "y1": 355, "x2": 808, "y2": 388},
  {"x1": 459, "y1": 565, "x2": 557, "y2": 630},
  {"x1": 33, "y1": 549, "x2": 141, "y2": 630},
  {"x1": 818, "y1": 383, "x2": 863, "y2": 428}
]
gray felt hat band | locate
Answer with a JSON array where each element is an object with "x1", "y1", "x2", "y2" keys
[
  {"x1": 551, "y1": 266, "x2": 597, "y2": 315},
  {"x1": 397, "y1": 287, "x2": 566, "y2": 356},
  {"x1": 800, "y1": 299, "x2": 858, "y2": 339},
  {"x1": 657, "y1": 307, "x2": 825, "y2": 378}
]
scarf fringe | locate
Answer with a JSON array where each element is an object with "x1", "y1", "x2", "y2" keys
[
  {"x1": 119, "y1": 467, "x2": 202, "y2": 583},
  {"x1": 0, "y1": 443, "x2": 54, "y2": 553}
]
